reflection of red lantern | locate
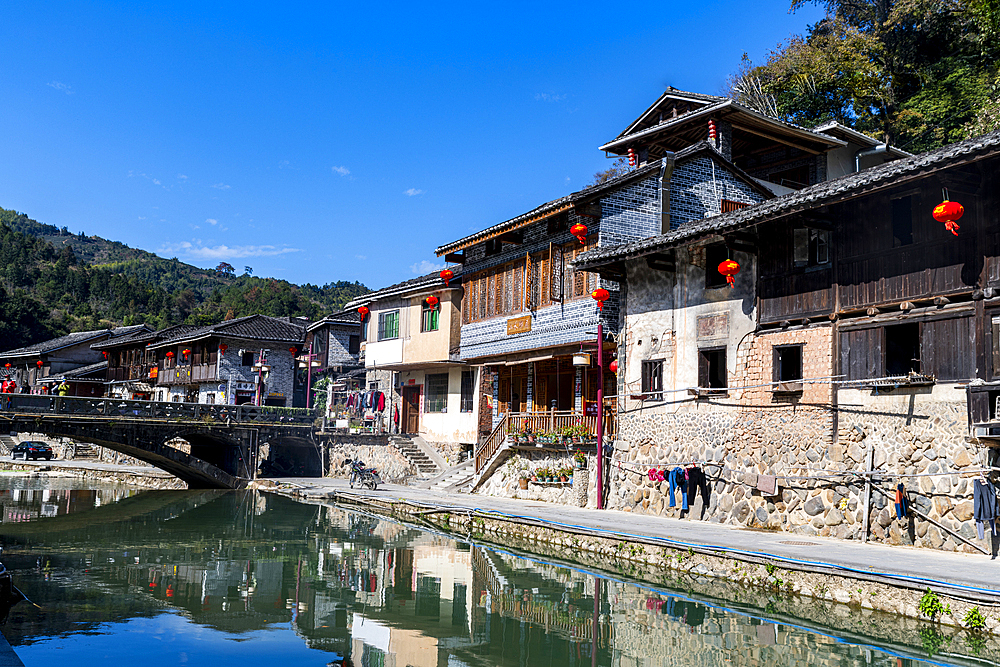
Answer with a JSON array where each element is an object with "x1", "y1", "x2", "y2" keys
[
  {"x1": 425, "y1": 295, "x2": 439, "y2": 308},
  {"x1": 609, "y1": 359, "x2": 618, "y2": 373},
  {"x1": 718, "y1": 259, "x2": 740, "y2": 288},
  {"x1": 36, "y1": 360, "x2": 43, "y2": 369},
  {"x1": 932, "y1": 200, "x2": 964, "y2": 236},
  {"x1": 358, "y1": 305, "x2": 370, "y2": 320},
  {"x1": 219, "y1": 343, "x2": 228, "y2": 354},
  {"x1": 570, "y1": 223, "x2": 588, "y2": 244},
  {"x1": 591, "y1": 288, "x2": 610, "y2": 311},
  {"x1": 440, "y1": 269, "x2": 454, "y2": 287}
]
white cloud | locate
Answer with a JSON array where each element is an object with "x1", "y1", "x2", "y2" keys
[
  {"x1": 278, "y1": 160, "x2": 291, "y2": 169},
  {"x1": 332, "y1": 166, "x2": 350, "y2": 176},
  {"x1": 152, "y1": 178, "x2": 161, "y2": 185},
  {"x1": 137, "y1": 216, "x2": 146, "y2": 220},
  {"x1": 158, "y1": 241, "x2": 301, "y2": 260},
  {"x1": 211, "y1": 183, "x2": 231, "y2": 190},
  {"x1": 47, "y1": 81, "x2": 74, "y2": 95},
  {"x1": 410, "y1": 259, "x2": 445, "y2": 275},
  {"x1": 355, "y1": 255, "x2": 367, "y2": 261},
  {"x1": 404, "y1": 188, "x2": 424, "y2": 196},
  {"x1": 206, "y1": 218, "x2": 218, "y2": 226},
  {"x1": 535, "y1": 92, "x2": 566, "y2": 102},
  {"x1": 177, "y1": 174, "x2": 188, "y2": 180}
]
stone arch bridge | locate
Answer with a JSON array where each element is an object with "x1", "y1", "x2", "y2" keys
[{"x1": 0, "y1": 395, "x2": 320, "y2": 489}]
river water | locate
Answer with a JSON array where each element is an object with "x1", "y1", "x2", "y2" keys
[{"x1": 0, "y1": 476, "x2": 990, "y2": 667}]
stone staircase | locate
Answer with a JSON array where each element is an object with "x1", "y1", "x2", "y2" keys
[
  {"x1": 389, "y1": 435, "x2": 441, "y2": 478},
  {"x1": 65, "y1": 443, "x2": 100, "y2": 460},
  {"x1": 0, "y1": 436, "x2": 16, "y2": 456},
  {"x1": 416, "y1": 460, "x2": 476, "y2": 493}
]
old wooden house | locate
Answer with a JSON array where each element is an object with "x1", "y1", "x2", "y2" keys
[{"x1": 576, "y1": 127, "x2": 1000, "y2": 551}]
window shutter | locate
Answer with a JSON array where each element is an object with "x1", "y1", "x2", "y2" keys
[{"x1": 549, "y1": 242, "x2": 563, "y2": 302}]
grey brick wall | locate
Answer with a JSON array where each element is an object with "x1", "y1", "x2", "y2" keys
[
  {"x1": 327, "y1": 325, "x2": 359, "y2": 366},
  {"x1": 669, "y1": 156, "x2": 767, "y2": 229},
  {"x1": 599, "y1": 175, "x2": 661, "y2": 247}
]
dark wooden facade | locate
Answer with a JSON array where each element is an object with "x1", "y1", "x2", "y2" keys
[{"x1": 753, "y1": 155, "x2": 1000, "y2": 429}]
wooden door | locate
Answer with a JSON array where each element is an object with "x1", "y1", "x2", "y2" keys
[{"x1": 402, "y1": 386, "x2": 420, "y2": 434}]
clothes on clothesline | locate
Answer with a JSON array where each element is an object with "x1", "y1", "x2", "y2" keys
[
  {"x1": 894, "y1": 483, "x2": 909, "y2": 519},
  {"x1": 344, "y1": 390, "x2": 388, "y2": 415},
  {"x1": 686, "y1": 466, "x2": 711, "y2": 509},
  {"x1": 668, "y1": 467, "x2": 688, "y2": 511},
  {"x1": 974, "y1": 478, "x2": 998, "y2": 540}
]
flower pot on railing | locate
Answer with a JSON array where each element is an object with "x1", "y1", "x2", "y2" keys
[{"x1": 519, "y1": 478, "x2": 529, "y2": 490}]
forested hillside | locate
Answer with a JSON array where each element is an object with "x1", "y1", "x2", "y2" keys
[{"x1": 0, "y1": 211, "x2": 369, "y2": 350}]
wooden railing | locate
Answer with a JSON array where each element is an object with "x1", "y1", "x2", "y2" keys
[
  {"x1": 474, "y1": 405, "x2": 617, "y2": 473},
  {"x1": 107, "y1": 365, "x2": 157, "y2": 382},
  {"x1": 157, "y1": 364, "x2": 217, "y2": 386},
  {"x1": 475, "y1": 415, "x2": 508, "y2": 473},
  {"x1": 0, "y1": 394, "x2": 315, "y2": 425}
]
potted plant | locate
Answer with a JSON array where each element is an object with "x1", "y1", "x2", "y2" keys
[
  {"x1": 558, "y1": 467, "x2": 569, "y2": 482},
  {"x1": 573, "y1": 450, "x2": 587, "y2": 469},
  {"x1": 518, "y1": 472, "x2": 529, "y2": 489}
]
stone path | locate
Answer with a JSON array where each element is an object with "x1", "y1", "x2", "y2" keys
[{"x1": 273, "y1": 475, "x2": 1000, "y2": 601}]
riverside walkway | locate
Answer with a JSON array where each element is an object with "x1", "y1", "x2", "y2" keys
[{"x1": 272, "y1": 476, "x2": 1000, "y2": 613}]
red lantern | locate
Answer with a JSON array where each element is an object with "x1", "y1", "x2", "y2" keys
[
  {"x1": 708, "y1": 119, "x2": 717, "y2": 141},
  {"x1": 102, "y1": 351, "x2": 108, "y2": 358},
  {"x1": 627, "y1": 148, "x2": 636, "y2": 166},
  {"x1": 425, "y1": 295, "x2": 439, "y2": 308},
  {"x1": 289, "y1": 347, "x2": 297, "y2": 355},
  {"x1": 165, "y1": 351, "x2": 175, "y2": 358},
  {"x1": 36, "y1": 360, "x2": 43, "y2": 369},
  {"x1": 591, "y1": 288, "x2": 610, "y2": 311},
  {"x1": 3, "y1": 363, "x2": 9, "y2": 370},
  {"x1": 219, "y1": 344, "x2": 228, "y2": 354},
  {"x1": 440, "y1": 268, "x2": 454, "y2": 287},
  {"x1": 718, "y1": 259, "x2": 740, "y2": 288},
  {"x1": 609, "y1": 359, "x2": 618, "y2": 373},
  {"x1": 932, "y1": 200, "x2": 964, "y2": 236},
  {"x1": 181, "y1": 348, "x2": 191, "y2": 358},
  {"x1": 570, "y1": 223, "x2": 588, "y2": 244},
  {"x1": 358, "y1": 305, "x2": 370, "y2": 320}
]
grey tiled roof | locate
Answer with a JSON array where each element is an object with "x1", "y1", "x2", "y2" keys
[
  {"x1": 307, "y1": 308, "x2": 362, "y2": 332},
  {"x1": 39, "y1": 360, "x2": 109, "y2": 382},
  {"x1": 147, "y1": 315, "x2": 307, "y2": 349},
  {"x1": 345, "y1": 268, "x2": 465, "y2": 308},
  {"x1": 574, "y1": 128, "x2": 1000, "y2": 270},
  {"x1": 435, "y1": 162, "x2": 665, "y2": 256},
  {"x1": 0, "y1": 325, "x2": 147, "y2": 359}
]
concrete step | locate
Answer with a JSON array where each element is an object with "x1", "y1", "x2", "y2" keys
[
  {"x1": 390, "y1": 436, "x2": 442, "y2": 477},
  {"x1": 418, "y1": 460, "x2": 476, "y2": 492},
  {"x1": 0, "y1": 436, "x2": 15, "y2": 456}
]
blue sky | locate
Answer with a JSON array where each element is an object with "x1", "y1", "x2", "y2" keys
[{"x1": 0, "y1": 1, "x2": 824, "y2": 290}]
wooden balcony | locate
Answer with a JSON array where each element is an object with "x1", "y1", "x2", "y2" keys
[
  {"x1": 967, "y1": 383, "x2": 1000, "y2": 436},
  {"x1": 157, "y1": 364, "x2": 217, "y2": 386},
  {"x1": 475, "y1": 406, "x2": 616, "y2": 474},
  {"x1": 107, "y1": 365, "x2": 157, "y2": 382}
]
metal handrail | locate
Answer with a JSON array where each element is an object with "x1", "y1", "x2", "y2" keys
[{"x1": 0, "y1": 393, "x2": 314, "y2": 425}]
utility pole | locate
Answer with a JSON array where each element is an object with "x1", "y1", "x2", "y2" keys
[{"x1": 596, "y1": 320, "x2": 604, "y2": 510}]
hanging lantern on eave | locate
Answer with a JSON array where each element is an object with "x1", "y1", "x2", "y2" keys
[
  {"x1": 289, "y1": 347, "x2": 297, "y2": 356},
  {"x1": 219, "y1": 343, "x2": 228, "y2": 354},
  {"x1": 609, "y1": 359, "x2": 618, "y2": 373},
  {"x1": 36, "y1": 360, "x2": 43, "y2": 369},
  {"x1": 570, "y1": 223, "x2": 588, "y2": 244},
  {"x1": 627, "y1": 148, "x2": 636, "y2": 166},
  {"x1": 718, "y1": 259, "x2": 740, "y2": 288},
  {"x1": 932, "y1": 200, "x2": 964, "y2": 236},
  {"x1": 165, "y1": 351, "x2": 175, "y2": 359},
  {"x1": 358, "y1": 305, "x2": 370, "y2": 320},
  {"x1": 591, "y1": 287, "x2": 610, "y2": 311},
  {"x1": 425, "y1": 295, "x2": 439, "y2": 309},
  {"x1": 440, "y1": 268, "x2": 454, "y2": 287}
]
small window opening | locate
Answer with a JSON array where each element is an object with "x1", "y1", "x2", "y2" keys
[
  {"x1": 892, "y1": 196, "x2": 914, "y2": 247},
  {"x1": 774, "y1": 345, "x2": 803, "y2": 382},
  {"x1": 885, "y1": 323, "x2": 920, "y2": 376},
  {"x1": 793, "y1": 228, "x2": 830, "y2": 267},
  {"x1": 241, "y1": 351, "x2": 254, "y2": 367},
  {"x1": 698, "y1": 348, "x2": 727, "y2": 391},
  {"x1": 641, "y1": 360, "x2": 663, "y2": 394}
]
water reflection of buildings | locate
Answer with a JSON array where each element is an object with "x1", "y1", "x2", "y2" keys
[{"x1": 0, "y1": 490, "x2": 949, "y2": 667}]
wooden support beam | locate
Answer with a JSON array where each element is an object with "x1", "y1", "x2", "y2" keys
[
  {"x1": 497, "y1": 231, "x2": 523, "y2": 245},
  {"x1": 444, "y1": 252, "x2": 465, "y2": 264},
  {"x1": 730, "y1": 122, "x2": 825, "y2": 155}
]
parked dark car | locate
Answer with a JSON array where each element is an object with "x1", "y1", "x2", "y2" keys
[{"x1": 11, "y1": 442, "x2": 53, "y2": 461}]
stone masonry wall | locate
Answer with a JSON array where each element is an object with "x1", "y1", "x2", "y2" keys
[{"x1": 607, "y1": 324, "x2": 991, "y2": 554}]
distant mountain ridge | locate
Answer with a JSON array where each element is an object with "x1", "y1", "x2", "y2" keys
[{"x1": 0, "y1": 208, "x2": 369, "y2": 350}]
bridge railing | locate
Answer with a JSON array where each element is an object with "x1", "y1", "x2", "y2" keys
[{"x1": 0, "y1": 394, "x2": 316, "y2": 426}]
